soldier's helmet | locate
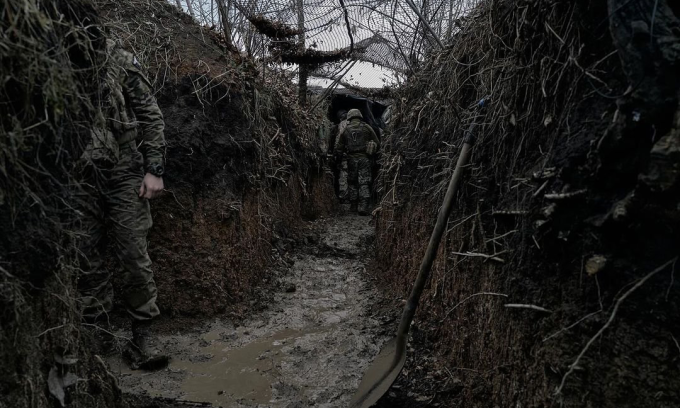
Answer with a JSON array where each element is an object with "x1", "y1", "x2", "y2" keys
[
  {"x1": 336, "y1": 109, "x2": 348, "y2": 122},
  {"x1": 347, "y1": 109, "x2": 363, "y2": 120}
]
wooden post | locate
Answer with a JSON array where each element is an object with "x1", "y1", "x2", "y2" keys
[
  {"x1": 297, "y1": 0, "x2": 308, "y2": 105},
  {"x1": 216, "y1": 0, "x2": 234, "y2": 49},
  {"x1": 185, "y1": 0, "x2": 195, "y2": 19}
]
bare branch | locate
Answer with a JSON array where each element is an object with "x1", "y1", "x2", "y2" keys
[{"x1": 555, "y1": 257, "x2": 679, "y2": 396}]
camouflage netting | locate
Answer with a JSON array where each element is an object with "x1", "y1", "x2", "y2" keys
[
  {"x1": 205, "y1": 0, "x2": 485, "y2": 83},
  {"x1": 231, "y1": 0, "x2": 415, "y2": 71},
  {"x1": 373, "y1": 0, "x2": 680, "y2": 406}
]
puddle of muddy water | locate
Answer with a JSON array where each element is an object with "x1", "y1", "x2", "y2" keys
[
  {"x1": 108, "y1": 328, "x2": 320, "y2": 406},
  {"x1": 174, "y1": 328, "x2": 302, "y2": 405},
  {"x1": 112, "y1": 216, "x2": 388, "y2": 408}
]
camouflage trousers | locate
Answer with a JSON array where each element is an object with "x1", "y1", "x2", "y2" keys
[
  {"x1": 75, "y1": 143, "x2": 159, "y2": 322},
  {"x1": 347, "y1": 156, "x2": 372, "y2": 214},
  {"x1": 337, "y1": 159, "x2": 349, "y2": 203}
]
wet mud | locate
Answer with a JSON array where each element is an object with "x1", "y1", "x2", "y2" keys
[{"x1": 111, "y1": 215, "x2": 390, "y2": 407}]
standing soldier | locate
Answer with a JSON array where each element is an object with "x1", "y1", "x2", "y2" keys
[
  {"x1": 77, "y1": 39, "x2": 167, "y2": 369},
  {"x1": 336, "y1": 109, "x2": 380, "y2": 215}
]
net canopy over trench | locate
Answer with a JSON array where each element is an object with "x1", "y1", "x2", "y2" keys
[{"x1": 173, "y1": 0, "x2": 482, "y2": 87}]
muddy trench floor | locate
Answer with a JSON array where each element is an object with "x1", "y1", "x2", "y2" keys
[{"x1": 108, "y1": 215, "x2": 398, "y2": 408}]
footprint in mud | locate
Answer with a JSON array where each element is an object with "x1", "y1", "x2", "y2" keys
[{"x1": 109, "y1": 215, "x2": 389, "y2": 407}]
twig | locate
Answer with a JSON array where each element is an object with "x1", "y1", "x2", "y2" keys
[
  {"x1": 555, "y1": 257, "x2": 678, "y2": 396},
  {"x1": 544, "y1": 189, "x2": 587, "y2": 200},
  {"x1": 94, "y1": 355, "x2": 122, "y2": 394},
  {"x1": 440, "y1": 292, "x2": 508, "y2": 322},
  {"x1": 671, "y1": 334, "x2": 680, "y2": 354},
  {"x1": 404, "y1": 0, "x2": 444, "y2": 49},
  {"x1": 545, "y1": 22, "x2": 565, "y2": 45},
  {"x1": 82, "y1": 323, "x2": 131, "y2": 341},
  {"x1": 0, "y1": 265, "x2": 16, "y2": 279},
  {"x1": 163, "y1": 188, "x2": 187, "y2": 210},
  {"x1": 492, "y1": 210, "x2": 528, "y2": 216},
  {"x1": 36, "y1": 324, "x2": 69, "y2": 338},
  {"x1": 532, "y1": 179, "x2": 550, "y2": 198},
  {"x1": 451, "y1": 251, "x2": 507, "y2": 263},
  {"x1": 504, "y1": 303, "x2": 552, "y2": 313},
  {"x1": 665, "y1": 258, "x2": 677, "y2": 301},
  {"x1": 595, "y1": 275, "x2": 604, "y2": 311},
  {"x1": 151, "y1": 396, "x2": 213, "y2": 407},
  {"x1": 542, "y1": 310, "x2": 601, "y2": 342},
  {"x1": 484, "y1": 229, "x2": 518, "y2": 244}
]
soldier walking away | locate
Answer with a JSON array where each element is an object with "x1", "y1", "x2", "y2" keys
[
  {"x1": 76, "y1": 39, "x2": 168, "y2": 370},
  {"x1": 333, "y1": 110, "x2": 350, "y2": 205},
  {"x1": 336, "y1": 109, "x2": 380, "y2": 215}
]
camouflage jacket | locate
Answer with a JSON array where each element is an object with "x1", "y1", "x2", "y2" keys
[
  {"x1": 336, "y1": 119, "x2": 380, "y2": 158},
  {"x1": 332, "y1": 119, "x2": 348, "y2": 152},
  {"x1": 103, "y1": 40, "x2": 165, "y2": 174}
]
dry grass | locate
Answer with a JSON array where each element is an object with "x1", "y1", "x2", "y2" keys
[
  {"x1": 1, "y1": 1, "x2": 125, "y2": 407},
  {"x1": 372, "y1": 0, "x2": 680, "y2": 406},
  {"x1": 1, "y1": 0, "x2": 332, "y2": 406}
]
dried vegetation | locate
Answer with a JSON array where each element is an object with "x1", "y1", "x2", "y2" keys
[
  {"x1": 1, "y1": 0, "x2": 333, "y2": 406},
  {"x1": 374, "y1": 0, "x2": 680, "y2": 406},
  {"x1": 1, "y1": 1, "x2": 128, "y2": 407},
  {"x1": 94, "y1": 0, "x2": 333, "y2": 318}
]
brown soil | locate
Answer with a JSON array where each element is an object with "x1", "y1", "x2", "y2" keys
[
  {"x1": 92, "y1": 0, "x2": 335, "y2": 327},
  {"x1": 5, "y1": 0, "x2": 679, "y2": 407},
  {"x1": 1, "y1": 1, "x2": 334, "y2": 407},
  {"x1": 372, "y1": 0, "x2": 680, "y2": 407},
  {"x1": 110, "y1": 216, "x2": 387, "y2": 408}
]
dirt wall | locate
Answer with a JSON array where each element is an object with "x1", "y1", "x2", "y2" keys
[
  {"x1": 141, "y1": 73, "x2": 334, "y2": 319},
  {"x1": 91, "y1": 0, "x2": 335, "y2": 322},
  {"x1": 1, "y1": 1, "x2": 334, "y2": 407},
  {"x1": 373, "y1": 0, "x2": 680, "y2": 406},
  {"x1": 0, "y1": 1, "x2": 134, "y2": 407}
]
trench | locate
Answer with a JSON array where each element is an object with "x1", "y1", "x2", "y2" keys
[{"x1": 109, "y1": 215, "x2": 390, "y2": 407}]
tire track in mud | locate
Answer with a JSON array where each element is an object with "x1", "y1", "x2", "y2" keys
[{"x1": 111, "y1": 215, "x2": 388, "y2": 407}]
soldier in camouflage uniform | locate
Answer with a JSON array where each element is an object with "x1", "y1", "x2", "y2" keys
[
  {"x1": 335, "y1": 109, "x2": 380, "y2": 215},
  {"x1": 76, "y1": 39, "x2": 167, "y2": 369},
  {"x1": 333, "y1": 110, "x2": 350, "y2": 204}
]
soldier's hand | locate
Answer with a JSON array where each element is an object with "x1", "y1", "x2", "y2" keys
[{"x1": 139, "y1": 173, "x2": 164, "y2": 199}]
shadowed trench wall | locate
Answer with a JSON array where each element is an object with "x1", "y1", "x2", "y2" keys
[
  {"x1": 373, "y1": 0, "x2": 680, "y2": 406},
  {"x1": 0, "y1": 0, "x2": 335, "y2": 407}
]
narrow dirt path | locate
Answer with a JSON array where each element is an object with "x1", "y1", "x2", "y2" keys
[{"x1": 110, "y1": 215, "x2": 389, "y2": 407}]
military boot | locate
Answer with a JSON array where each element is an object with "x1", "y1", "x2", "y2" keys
[{"x1": 126, "y1": 320, "x2": 169, "y2": 370}]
